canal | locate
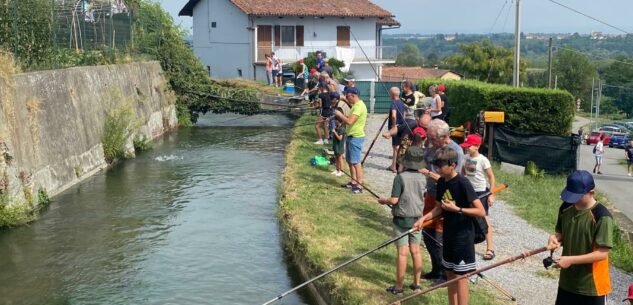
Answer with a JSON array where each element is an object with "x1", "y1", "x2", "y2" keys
[{"x1": 0, "y1": 114, "x2": 313, "y2": 305}]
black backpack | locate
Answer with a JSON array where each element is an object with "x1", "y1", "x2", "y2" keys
[
  {"x1": 593, "y1": 145, "x2": 597, "y2": 154},
  {"x1": 473, "y1": 216, "x2": 488, "y2": 244}
]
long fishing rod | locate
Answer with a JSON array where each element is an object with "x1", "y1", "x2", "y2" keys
[
  {"x1": 209, "y1": 121, "x2": 318, "y2": 147},
  {"x1": 476, "y1": 273, "x2": 517, "y2": 302},
  {"x1": 260, "y1": 228, "x2": 416, "y2": 305},
  {"x1": 389, "y1": 246, "x2": 550, "y2": 305},
  {"x1": 361, "y1": 116, "x2": 389, "y2": 165}
]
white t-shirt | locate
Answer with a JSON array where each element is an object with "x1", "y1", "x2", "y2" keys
[
  {"x1": 594, "y1": 141, "x2": 604, "y2": 157},
  {"x1": 430, "y1": 94, "x2": 443, "y2": 117},
  {"x1": 272, "y1": 55, "x2": 281, "y2": 71},
  {"x1": 463, "y1": 154, "x2": 491, "y2": 192}
]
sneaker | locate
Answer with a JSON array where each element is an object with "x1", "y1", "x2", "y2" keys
[
  {"x1": 335, "y1": 171, "x2": 343, "y2": 177},
  {"x1": 432, "y1": 277, "x2": 447, "y2": 286},
  {"x1": 422, "y1": 273, "x2": 439, "y2": 280},
  {"x1": 323, "y1": 139, "x2": 329, "y2": 144},
  {"x1": 597, "y1": 171, "x2": 603, "y2": 175},
  {"x1": 628, "y1": 173, "x2": 632, "y2": 177},
  {"x1": 341, "y1": 182, "x2": 354, "y2": 189},
  {"x1": 314, "y1": 139, "x2": 324, "y2": 145},
  {"x1": 351, "y1": 186, "x2": 363, "y2": 194},
  {"x1": 331, "y1": 170, "x2": 339, "y2": 175}
]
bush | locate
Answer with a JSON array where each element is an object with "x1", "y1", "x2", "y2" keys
[
  {"x1": 417, "y1": 79, "x2": 575, "y2": 135},
  {"x1": 290, "y1": 53, "x2": 345, "y2": 77},
  {"x1": 102, "y1": 103, "x2": 138, "y2": 163}
]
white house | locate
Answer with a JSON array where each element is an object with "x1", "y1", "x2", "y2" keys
[{"x1": 178, "y1": 0, "x2": 399, "y2": 81}]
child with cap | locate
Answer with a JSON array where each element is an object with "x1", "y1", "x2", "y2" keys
[
  {"x1": 413, "y1": 146, "x2": 486, "y2": 305},
  {"x1": 460, "y1": 134, "x2": 497, "y2": 260},
  {"x1": 624, "y1": 283, "x2": 633, "y2": 304},
  {"x1": 331, "y1": 115, "x2": 346, "y2": 177},
  {"x1": 547, "y1": 170, "x2": 614, "y2": 305},
  {"x1": 378, "y1": 146, "x2": 427, "y2": 294}
]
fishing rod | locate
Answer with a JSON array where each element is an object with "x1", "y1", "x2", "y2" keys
[
  {"x1": 259, "y1": 228, "x2": 416, "y2": 305},
  {"x1": 361, "y1": 116, "x2": 389, "y2": 165},
  {"x1": 475, "y1": 273, "x2": 517, "y2": 302},
  {"x1": 389, "y1": 246, "x2": 550, "y2": 305},
  {"x1": 209, "y1": 121, "x2": 318, "y2": 147}
]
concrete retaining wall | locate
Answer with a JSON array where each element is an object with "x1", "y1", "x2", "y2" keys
[{"x1": 0, "y1": 61, "x2": 177, "y2": 208}]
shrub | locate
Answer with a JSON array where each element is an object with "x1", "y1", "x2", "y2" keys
[
  {"x1": 0, "y1": 194, "x2": 35, "y2": 227},
  {"x1": 102, "y1": 103, "x2": 138, "y2": 163},
  {"x1": 290, "y1": 53, "x2": 345, "y2": 77},
  {"x1": 37, "y1": 187, "x2": 50, "y2": 207},
  {"x1": 133, "y1": 134, "x2": 153, "y2": 152},
  {"x1": 417, "y1": 79, "x2": 575, "y2": 135}
]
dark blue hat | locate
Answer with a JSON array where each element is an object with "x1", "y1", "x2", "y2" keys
[
  {"x1": 345, "y1": 87, "x2": 360, "y2": 96},
  {"x1": 560, "y1": 170, "x2": 595, "y2": 203}
]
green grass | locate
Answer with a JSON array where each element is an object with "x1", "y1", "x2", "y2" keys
[
  {"x1": 278, "y1": 115, "x2": 502, "y2": 305},
  {"x1": 492, "y1": 164, "x2": 633, "y2": 272}
]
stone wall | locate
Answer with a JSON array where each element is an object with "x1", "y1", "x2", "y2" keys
[{"x1": 0, "y1": 61, "x2": 177, "y2": 210}]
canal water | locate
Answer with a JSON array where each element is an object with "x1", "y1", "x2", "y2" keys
[{"x1": 0, "y1": 114, "x2": 313, "y2": 305}]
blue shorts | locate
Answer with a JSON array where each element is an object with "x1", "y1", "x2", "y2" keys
[
  {"x1": 345, "y1": 137, "x2": 364, "y2": 164},
  {"x1": 272, "y1": 70, "x2": 279, "y2": 77}
]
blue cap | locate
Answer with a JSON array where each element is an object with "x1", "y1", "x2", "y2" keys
[
  {"x1": 345, "y1": 87, "x2": 360, "y2": 96},
  {"x1": 560, "y1": 170, "x2": 595, "y2": 203}
]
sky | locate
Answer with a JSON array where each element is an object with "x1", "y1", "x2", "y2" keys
[{"x1": 159, "y1": 0, "x2": 633, "y2": 35}]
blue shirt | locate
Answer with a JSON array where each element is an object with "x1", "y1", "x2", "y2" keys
[
  {"x1": 316, "y1": 58, "x2": 325, "y2": 72},
  {"x1": 389, "y1": 99, "x2": 406, "y2": 129}
]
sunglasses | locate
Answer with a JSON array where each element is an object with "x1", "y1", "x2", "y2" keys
[{"x1": 431, "y1": 159, "x2": 455, "y2": 167}]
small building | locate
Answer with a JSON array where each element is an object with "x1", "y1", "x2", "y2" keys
[
  {"x1": 381, "y1": 66, "x2": 463, "y2": 82},
  {"x1": 178, "y1": 0, "x2": 399, "y2": 81}
]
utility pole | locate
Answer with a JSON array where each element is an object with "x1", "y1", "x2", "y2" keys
[
  {"x1": 597, "y1": 80, "x2": 602, "y2": 122},
  {"x1": 590, "y1": 78, "x2": 595, "y2": 124},
  {"x1": 547, "y1": 37, "x2": 553, "y2": 88},
  {"x1": 512, "y1": 0, "x2": 522, "y2": 87}
]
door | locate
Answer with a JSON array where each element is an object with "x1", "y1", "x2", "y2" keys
[
  {"x1": 257, "y1": 25, "x2": 272, "y2": 62},
  {"x1": 337, "y1": 26, "x2": 350, "y2": 47}
]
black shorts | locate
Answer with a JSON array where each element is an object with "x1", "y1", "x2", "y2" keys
[
  {"x1": 390, "y1": 128, "x2": 402, "y2": 146},
  {"x1": 476, "y1": 189, "x2": 490, "y2": 215},
  {"x1": 272, "y1": 70, "x2": 280, "y2": 77},
  {"x1": 396, "y1": 119, "x2": 418, "y2": 138},
  {"x1": 555, "y1": 288, "x2": 606, "y2": 305},
  {"x1": 442, "y1": 233, "x2": 476, "y2": 275},
  {"x1": 628, "y1": 159, "x2": 633, "y2": 165}
]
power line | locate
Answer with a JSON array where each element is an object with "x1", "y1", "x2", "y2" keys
[
  {"x1": 546, "y1": 0, "x2": 631, "y2": 35},
  {"x1": 489, "y1": 0, "x2": 508, "y2": 34},
  {"x1": 501, "y1": 0, "x2": 514, "y2": 32},
  {"x1": 552, "y1": 46, "x2": 633, "y2": 67}
]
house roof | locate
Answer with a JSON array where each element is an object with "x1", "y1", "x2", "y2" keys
[
  {"x1": 377, "y1": 17, "x2": 400, "y2": 27},
  {"x1": 179, "y1": 0, "x2": 394, "y2": 18},
  {"x1": 381, "y1": 67, "x2": 462, "y2": 81}
]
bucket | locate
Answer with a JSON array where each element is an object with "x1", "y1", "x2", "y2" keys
[{"x1": 284, "y1": 82, "x2": 295, "y2": 93}]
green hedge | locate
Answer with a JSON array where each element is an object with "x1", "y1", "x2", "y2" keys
[{"x1": 417, "y1": 79, "x2": 575, "y2": 135}]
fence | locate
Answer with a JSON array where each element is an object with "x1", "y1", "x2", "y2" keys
[{"x1": 355, "y1": 81, "x2": 401, "y2": 114}]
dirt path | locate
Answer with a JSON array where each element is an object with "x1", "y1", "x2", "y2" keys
[{"x1": 361, "y1": 114, "x2": 633, "y2": 305}]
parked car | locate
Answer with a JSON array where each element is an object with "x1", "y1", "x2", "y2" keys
[
  {"x1": 586, "y1": 131, "x2": 612, "y2": 145},
  {"x1": 609, "y1": 133, "x2": 631, "y2": 148},
  {"x1": 599, "y1": 125, "x2": 624, "y2": 133},
  {"x1": 606, "y1": 122, "x2": 631, "y2": 132}
]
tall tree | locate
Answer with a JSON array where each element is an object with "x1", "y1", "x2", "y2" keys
[
  {"x1": 552, "y1": 47, "x2": 596, "y2": 107},
  {"x1": 445, "y1": 39, "x2": 525, "y2": 84},
  {"x1": 395, "y1": 43, "x2": 424, "y2": 67},
  {"x1": 602, "y1": 55, "x2": 633, "y2": 117}
]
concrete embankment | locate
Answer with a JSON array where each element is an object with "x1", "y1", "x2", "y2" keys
[{"x1": 0, "y1": 62, "x2": 177, "y2": 214}]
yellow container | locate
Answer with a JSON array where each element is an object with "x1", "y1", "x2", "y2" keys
[{"x1": 484, "y1": 111, "x2": 505, "y2": 123}]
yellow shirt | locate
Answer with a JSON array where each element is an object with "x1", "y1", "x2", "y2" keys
[{"x1": 347, "y1": 100, "x2": 367, "y2": 137}]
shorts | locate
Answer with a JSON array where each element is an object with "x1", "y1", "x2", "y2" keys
[
  {"x1": 628, "y1": 159, "x2": 633, "y2": 165},
  {"x1": 442, "y1": 234, "x2": 476, "y2": 275},
  {"x1": 393, "y1": 221, "x2": 422, "y2": 247},
  {"x1": 594, "y1": 155, "x2": 603, "y2": 165},
  {"x1": 345, "y1": 136, "x2": 364, "y2": 165},
  {"x1": 272, "y1": 70, "x2": 280, "y2": 77},
  {"x1": 476, "y1": 189, "x2": 490, "y2": 215},
  {"x1": 391, "y1": 132, "x2": 402, "y2": 146},
  {"x1": 555, "y1": 288, "x2": 606, "y2": 305},
  {"x1": 320, "y1": 108, "x2": 333, "y2": 118},
  {"x1": 397, "y1": 119, "x2": 418, "y2": 138}
]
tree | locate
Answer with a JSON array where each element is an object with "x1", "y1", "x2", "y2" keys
[
  {"x1": 552, "y1": 47, "x2": 596, "y2": 109},
  {"x1": 395, "y1": 43, "x2": 424, "y2": 67},
  {"x1": 601, "y1": 55, "x2": 633, "y2": 117},
  {"x1": 445, "y1": 39, "x2": 526, "y2": 84}
]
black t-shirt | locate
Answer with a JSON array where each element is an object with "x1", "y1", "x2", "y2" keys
[
  {"x1": 626, "y1": 146, "x2": 633, "y2": 160},
  {"x1": 436, "y1": 175, "x2": 477, "y2": 238},
  {"x1": 401, "y1": 92, "x2": 416, "y2": 107},
  {"x1": 440, "y1": 94, "x2": 449, "y2": 115}
]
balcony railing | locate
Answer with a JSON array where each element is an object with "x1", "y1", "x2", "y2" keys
[{"x1": 256, "y1": 45, "x2": 397, "y2": 63}]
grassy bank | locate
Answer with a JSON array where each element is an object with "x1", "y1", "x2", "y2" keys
[
  {"x1": 492, "y1": 164, "x2": 633, "y2": 272},
  {"x1": 279, "y1": 115, "x2": 499, "y2": 305}
]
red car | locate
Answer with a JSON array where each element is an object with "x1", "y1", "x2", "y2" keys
[{"x1": 586, "y1": 131, "x2": 612, "y2": 145}]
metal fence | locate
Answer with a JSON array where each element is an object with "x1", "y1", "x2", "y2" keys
[
  {"x1": 53, "y1": 0, "x2": 132, "y2": 51},
  {"x1": 355, "y1": 81, "x2": 402, "y2": 114}
]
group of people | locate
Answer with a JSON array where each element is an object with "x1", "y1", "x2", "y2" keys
[
  {"x1": 264, "y1": 52, "x2": 283, "y2": 87},
  {"x1": 301, "y1": 74, "x2": 622, "y2": 305}
]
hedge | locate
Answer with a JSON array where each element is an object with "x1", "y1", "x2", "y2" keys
[{"x1": 417, "y1": 79, "x2": 575, "y2": 136}]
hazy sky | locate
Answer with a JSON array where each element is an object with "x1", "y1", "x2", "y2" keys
[{"x1": 159, "y1": 0, "x2": 633, "y2": 35}]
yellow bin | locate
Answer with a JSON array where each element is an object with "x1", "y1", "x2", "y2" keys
[{"x1": 484, "y1": 111, "x2": 505, "y2": 123}]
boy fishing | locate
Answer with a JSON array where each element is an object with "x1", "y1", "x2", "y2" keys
[
  {"x1": 460, "y1": 134, "x2": 497, "y2": 260},
  {"x1": 547, "y1": 170, "x2": 614, "y2": 305},
  {"x1": 331, "y1": 116, "x2": 346, "y2": 177},
  {"x1": 413, "y1": 147, "x2": 486, "y2": 305},
  {"x1": 378, "y1": 146, "x2": 427, "y2": 294}
]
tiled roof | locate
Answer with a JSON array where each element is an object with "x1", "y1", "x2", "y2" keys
[
  {"x1": 179, "y1": 0, "x2": 393, "y2": 18},
  {"x1": 382, "y1": 67, "x2": 461, "y2": 81},
  {"x1": 377, "y1": 17, "x2": 400, "y2": 27}
]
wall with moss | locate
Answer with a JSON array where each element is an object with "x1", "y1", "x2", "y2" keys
[{"x1": 0, "y1": 61, "x2": 177, "y2": 225}]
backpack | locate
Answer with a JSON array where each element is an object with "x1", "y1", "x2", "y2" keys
[
  {"x1": 593, "y1": 145, "x2": 597, "y2": 154},
  {"x1": 472, "y1": 216, "x2": 488, "y2": 244}
]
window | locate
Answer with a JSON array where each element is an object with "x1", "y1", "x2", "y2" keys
[
  {"x1": 281, "y1": 26, "x2": 295, "y2": 47},
  {"x1": 337, "y1": 26, "x2": 350, "y2": 47}
]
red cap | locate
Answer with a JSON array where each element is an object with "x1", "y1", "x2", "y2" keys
[
  {"x1": 460, "y1": 134, "x2": 482, "y2": 148},
  {"x1": 413, "y1": 127, "x2": 427, "y2": 138},
  {"x1": 624, "y1": 283, "x2": 633, "y2": 302},
  {"x1": 438, "y1": 84, "x2": 446, "y2": 92},
  {"x1": 310, "y1": 69, "x2": 317, "y2": 75}
]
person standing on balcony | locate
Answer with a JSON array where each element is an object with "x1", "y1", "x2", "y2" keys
[
  {"x1": 272, "y1": 52, "x2": 282, "y2": 87},
  {"x1": 323, "y1": 58, "x2": 334, "y2": 78},
  {"x1": 265, "y1": 53, "x2": 273, "y2": 86},
  {"x1": 315, "y1": 51, "x2": 325, "y2": 72}
]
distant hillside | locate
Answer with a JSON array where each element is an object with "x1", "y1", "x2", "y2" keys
[{"x1": 383, "y1": 33, "x2": 633, "y2": 68}]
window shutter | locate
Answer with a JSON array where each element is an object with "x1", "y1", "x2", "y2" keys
[
  {"x1": 274, "y1": 25, "x2": 281, "y2": 47},
  {"x1": 296, "y1": 26, "x2": 304, "y2": 47}
]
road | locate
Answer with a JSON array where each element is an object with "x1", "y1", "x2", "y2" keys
[{"x1": 574, "y1": 116, "x2": 633, "y2": 222}]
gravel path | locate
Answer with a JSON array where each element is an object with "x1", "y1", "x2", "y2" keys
[{"x1": 360, "y1": 114, "x2": 633, "y2": 305}]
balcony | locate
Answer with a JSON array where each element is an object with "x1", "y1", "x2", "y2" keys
[{"x1": 256, "y1": 45, "x2": 397, "y2": 64}]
